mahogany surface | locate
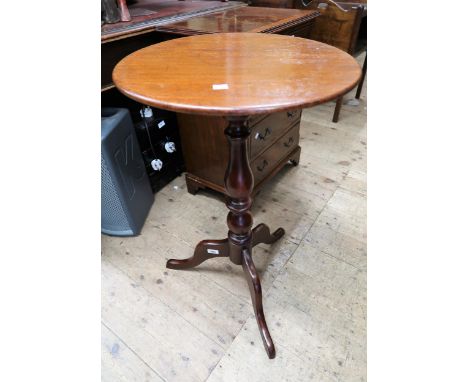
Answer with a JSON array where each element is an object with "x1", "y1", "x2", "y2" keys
[
  {"x1": 101, "y1": 0, "x2": 245, "y2": 42},
  {"x1": 155, "y1": 7, "x2": 319, "y2": 35},
  {"x1": 113, "y1": 32, "x2": 361, "y2": 359},
  {"x1": 113, "y1": 33, "x2": 362, "y2": 116}
]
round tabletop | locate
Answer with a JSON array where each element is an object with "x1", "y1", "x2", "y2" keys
[{"x1": 113, "y1": 33, "x2": 362, "y2": 116}]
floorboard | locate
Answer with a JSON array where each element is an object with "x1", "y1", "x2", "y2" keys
[{"x1": 101, "y1": 51, "x2": 367, "y2": 381}]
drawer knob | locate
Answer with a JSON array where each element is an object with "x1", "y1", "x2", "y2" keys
[
  {"x1": 164, "y1": 141, "x2": 176, "y2": 153},
  {"x1": 256, "y1": 159, "x2": 268, "y2": 172},
  {"x1": 254, "y1": 127, "x2": 271, "y2": 140},
  {"x1": 287, "y1": 111, "x2": 297, "y2": 119},
  {"x1": 151, "y1": 158, "x2": 163, "y2": 171},
  {"x1": 283, "y1": 136, "x2": 295, "y2": 148}
]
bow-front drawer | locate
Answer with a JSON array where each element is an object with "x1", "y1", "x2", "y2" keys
[
  {"x1": 251, "y1": 123, "x2": 300, "y2": 185},
  {"x1": 250, "y1": 109, "x2": 301, "y2": 160}
]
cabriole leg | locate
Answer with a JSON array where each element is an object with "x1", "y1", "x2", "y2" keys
[
  {"x1": 242, "y1": 248, "x2": 276, "y2": 359},
  {"x1": 166, "y1": 239, "x2": 229, "y2": 270},
  {"x1": 252, "y1": 223, "x2": 285, "y2": 247}
]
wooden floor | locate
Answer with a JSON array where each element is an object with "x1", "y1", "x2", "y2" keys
[{"x1": 101, "y1": 54, "x2": 366, "y2": 382}]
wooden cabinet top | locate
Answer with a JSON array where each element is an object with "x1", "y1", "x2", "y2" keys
[
  {"x1": 101, "y1": 0, "x2": 246, "y2": 42},
  {"x1": 112, "y1": 33, "x2": 361, "y2": 116},
  {"x1": 155, "y1": 6, "x2": 320, "y2": 35}
]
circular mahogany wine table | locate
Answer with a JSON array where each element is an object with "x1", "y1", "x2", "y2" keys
[{"x1": 113, "y1": 33, "x2": 361, "y2": 359}]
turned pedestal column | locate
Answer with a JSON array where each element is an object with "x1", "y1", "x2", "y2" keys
[{"x1": 166, "y1": 116, "x2": 283, "y2": 358}]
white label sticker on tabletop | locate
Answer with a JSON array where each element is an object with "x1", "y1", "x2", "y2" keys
[
  {"x1": 212, "y1": 84, "x2": 229, "y2": 90},
  {"x1": 207, "y1": 249, "x2": 219, "y2": 255},
  {"x1": 158, "y1": 120, "x2": 165, "y2": 128}
]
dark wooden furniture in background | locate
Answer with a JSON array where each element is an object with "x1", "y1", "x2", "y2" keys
[
  {"x1": 296, "y1": 0, "x2": 366, "y2": 54},
  {"x1": 307, "y1": 0, "x2": 366, "y2": 122},
  {"x1": 113, "y1": 32, "x2": 361, "y2": 359},
  {"x1": 248, "y1": 0, "x2": 366, "y2": 53},
  {"x1": 101, "y1": 0, "x2": 244, "y2": 42},
  {"x1": 249, "y1": 0, "x2": 367, "y2": 122},
  {"x1": 155, "y1": 6, "x2": 318, "y2": 36},
  {"x1": 102, "y1": 2, "x2": 320, "y2": 197}
]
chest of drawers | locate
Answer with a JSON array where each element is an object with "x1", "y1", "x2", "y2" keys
[{"x1": 177, "y1": 110, "x2": 301, "y2": 195}]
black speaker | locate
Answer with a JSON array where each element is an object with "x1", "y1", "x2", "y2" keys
[{"x1": 101, "y1": 108, "x2": 154, "y2": 236}]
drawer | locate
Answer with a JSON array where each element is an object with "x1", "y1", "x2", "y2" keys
[
  {"x1": 251, "y1": 123, "x2": 300, "y2": 184},
  {"x1": 248, "y1": 114, "x2": 267, "y2": 127},
  {"x1": 250, "y1": 109, "x2": 301, "y2": 160}
]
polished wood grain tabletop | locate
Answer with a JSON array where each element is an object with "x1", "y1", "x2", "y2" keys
[{"x1": 112, "y1": 32, "x2": 361, "y2": 116}]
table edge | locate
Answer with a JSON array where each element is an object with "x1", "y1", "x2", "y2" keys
[{"x1": 114, "y1": 74, "x2": 361, "y2": 116}]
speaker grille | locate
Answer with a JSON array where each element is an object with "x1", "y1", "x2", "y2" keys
[{"x1": 101, "y1": 154, "x2": 128, "y2": 231}]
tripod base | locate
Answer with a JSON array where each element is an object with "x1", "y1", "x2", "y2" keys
[{"x1": 166, "y1": 223, "x2": 284, "y2": 359}]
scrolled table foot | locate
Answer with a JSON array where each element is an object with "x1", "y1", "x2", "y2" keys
[
  {"x1": 242, "y1": 248, "x2": 276, "y2": 359},
  {"x1": 252, "y1": 223, "x2": 285, "y2": 247},
  {"x1": 166, "y1": 238, "x2": 229, "y2": 270}
]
